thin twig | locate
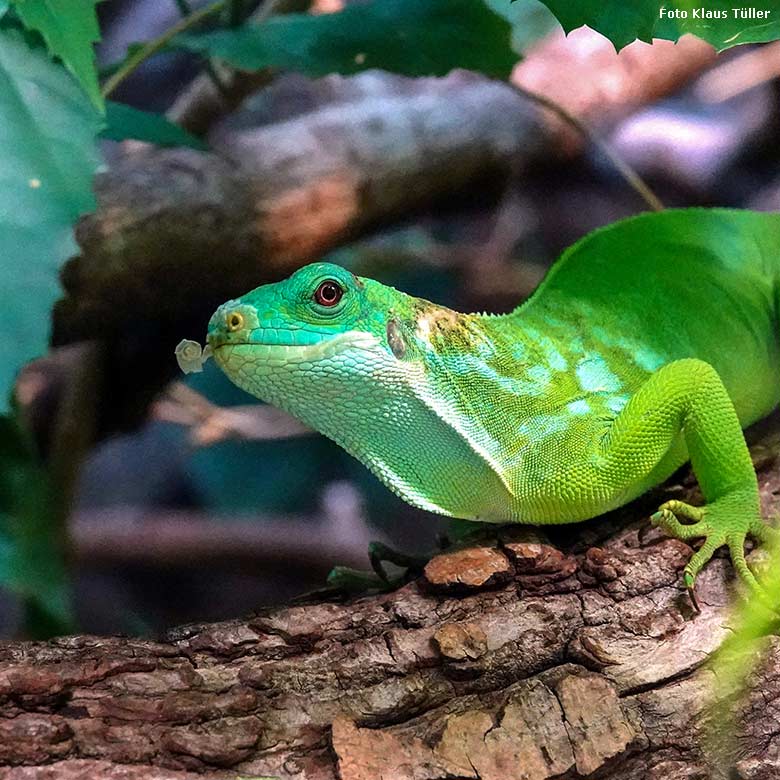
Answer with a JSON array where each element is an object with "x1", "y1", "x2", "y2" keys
[
  {"x1": 166, "y1": 0, "x2": 310, "y2": 132},
  {"x1": 172, "y1": 0, "x2": 231, "y2": 97},
  {"x1": 70, "y1": 503, "x2": 378, "y2": 569},
  {"x1": 507, "y1": 82, "x2": 665, "y2": 213},
  {"x1": 101, "y1": 0, "x2": 227, "y2": 98}
]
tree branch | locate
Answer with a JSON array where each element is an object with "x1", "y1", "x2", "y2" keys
[
  {"x1": 166, "y1": 0, "x2": 313, "y2": 134},
  {"x1": 101, "y1": 1, "x2": 227, "y2": 99},
  {"x1": 1, "y1": 419, "x2": 778, "y2": 779},
  {"x1": 55, "y1": 26, "x2": 716, "y2": 348},
  {"x1": 55, "y1": 72, "x2": 546, "y2": 345},
  {"x1": 61, "y1": 25, "x2": 718, "y2": 339}
]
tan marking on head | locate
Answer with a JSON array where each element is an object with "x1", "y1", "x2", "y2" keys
[
  {"x1": 416, "y1": 314, "x2": 433, "y2": 342},
  {"x1": 413, "y1": 303, "x2": 483, "y2": 352}
]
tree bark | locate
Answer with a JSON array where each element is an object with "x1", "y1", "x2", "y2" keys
[
  {"x1": 1, "y1": 418, "x2": 778, "y2": 780},
  {"x1": 46, "y1": 73, "x2": 548, "y2": 434},
  {"x1": 8, "y1": 26, "x2": 758, "y2": 780}
]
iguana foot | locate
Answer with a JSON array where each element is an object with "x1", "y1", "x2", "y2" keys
[
  {"x1": 324, "y1": 542, "x2": 430, "y2": 594},
  {"x1": 368, "y1": 541, "x2": 430, "y2": 582},
  {"x1": 650, "y1": 492, "x2": 778, "y2": 611},
  {"x1": 326, "y1": 565, "x2": 401, "y2": 594}
]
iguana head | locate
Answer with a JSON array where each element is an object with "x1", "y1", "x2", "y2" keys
[
  {"x1": 207, "y1": 261, "x2": 433, "y2": 451},
  {"x1": 207, "y1": 262, "x2": 413, "y2": 403},
  {"x1": 206, "y1": 262, "x2": 515, "y2": 520}
]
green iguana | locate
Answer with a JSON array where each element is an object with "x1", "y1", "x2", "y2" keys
[{"x1": 181, "y1": 209, "x2": 780, "y2": 606}]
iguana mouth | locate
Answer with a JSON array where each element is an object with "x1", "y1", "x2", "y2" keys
[{"x1": 212, "y1": 331, "x2": 381, "y2": 365}]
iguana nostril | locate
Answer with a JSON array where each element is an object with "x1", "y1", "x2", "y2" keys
[{"x1": 227, "y1": 312, "x2": 244, "y2": 332}]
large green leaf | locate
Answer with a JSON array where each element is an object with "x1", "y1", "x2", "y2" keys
[
  {"x1": 0, "y1": 22, "x2": 102, "y2": 413},
  {"x1": 12, "y1": 0, "x2": 103, "y2": 109},
  {"x1": 0, "y1": 414, "x2": 73, "y2": 637},
  {"x1": 176, "y1": 0, "x2": 516, "y2": 79},
  {"x1": 102, "y1": 101, "x2": 208, "y2": 150},
  {"x1": 534, "y1": 0, "x2": 780, "y2": 51}
]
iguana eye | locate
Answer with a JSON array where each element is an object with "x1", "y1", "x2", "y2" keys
[
  {"x1": 226, "y1": 311, "x2": 244, "y2": 332},
  {"x1": 314, "y1": 280, "x2": 343, "y2": 307}
]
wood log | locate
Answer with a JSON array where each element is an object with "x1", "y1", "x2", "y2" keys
[{"x1": 1, "y1": 418, "x2": 778, "y2": 779}]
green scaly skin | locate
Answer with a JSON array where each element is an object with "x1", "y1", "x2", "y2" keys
[{"x1": 206, "y1": 209, "x2": 780, "y2": 604}]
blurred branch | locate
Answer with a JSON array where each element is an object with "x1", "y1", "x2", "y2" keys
[
  {"x1": 507, "y1": 82, "x2": 664, "y2": 212},
  {"x1": 46, "y1": 343, "x2": 102, "y2": 545},
  {"x1": 56, "y1": 73, "x2": 548, "y2": 349},
  {"x1": 696, "y1": 40, "x2": 780, "y2": 103},
  {"x1": 16, "y1": 344, "x2": 95, "y2": 456},
  {"x1": 511, "y1": 29, "x2": 716, "y2": 152},
  {"x1": 173, "y1": 0, "x2": 231, "y2": 97},
  {"x1": 168, "y1": 0, "x2": 313, "y2": 134},
  {"x1": 60, "y1": 21, "x2": 718, "y2": 349},
  {"x1": 153, "y1": 382, "x2": 313, "y2": 446},
  {"x1": 71, "y1": 483, "x2": 378, "y2": 569}
]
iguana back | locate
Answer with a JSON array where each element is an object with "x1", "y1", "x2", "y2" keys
[{"x1": 503, "y1": 209, "x2": 780, "y2": 426}]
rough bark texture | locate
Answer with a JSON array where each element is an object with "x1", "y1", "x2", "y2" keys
[{"x1": 1, "y1": 421, "x2": 779, "y2": 780}]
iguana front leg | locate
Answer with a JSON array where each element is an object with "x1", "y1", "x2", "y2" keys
[{"x1": 595, "y1": 358, "x2": 776, "y2": 607}]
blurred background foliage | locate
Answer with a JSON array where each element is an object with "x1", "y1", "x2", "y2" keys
[{"x1": 1, "y1": 0, "x2": 780, "y2": 640}]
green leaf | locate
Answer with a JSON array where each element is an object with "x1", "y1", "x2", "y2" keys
[
  {"x1": 176, "y1": 0, "x2": 516, "y2": 79},
  {"x1": 12, "y1": 0, "x2": 103, "y2": 110},
  {"x1": 533, "y1": 0, "x2": 780, "y2": 51},
  {"x1": 102, "y1": 101, "x2": 208, "y2": 150},
  {"x1": 0, "y1": 2, "x2": 9, "y2": 19},
  {"x1": 0, "y1": 414, "x2": 74, "y2": 637},
  {"x1": 0, "y1": 21, "x2": 102, "y2": 414},
  {"x1": 558, "y1": 210, "x2": 780, "y2": 288}
]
